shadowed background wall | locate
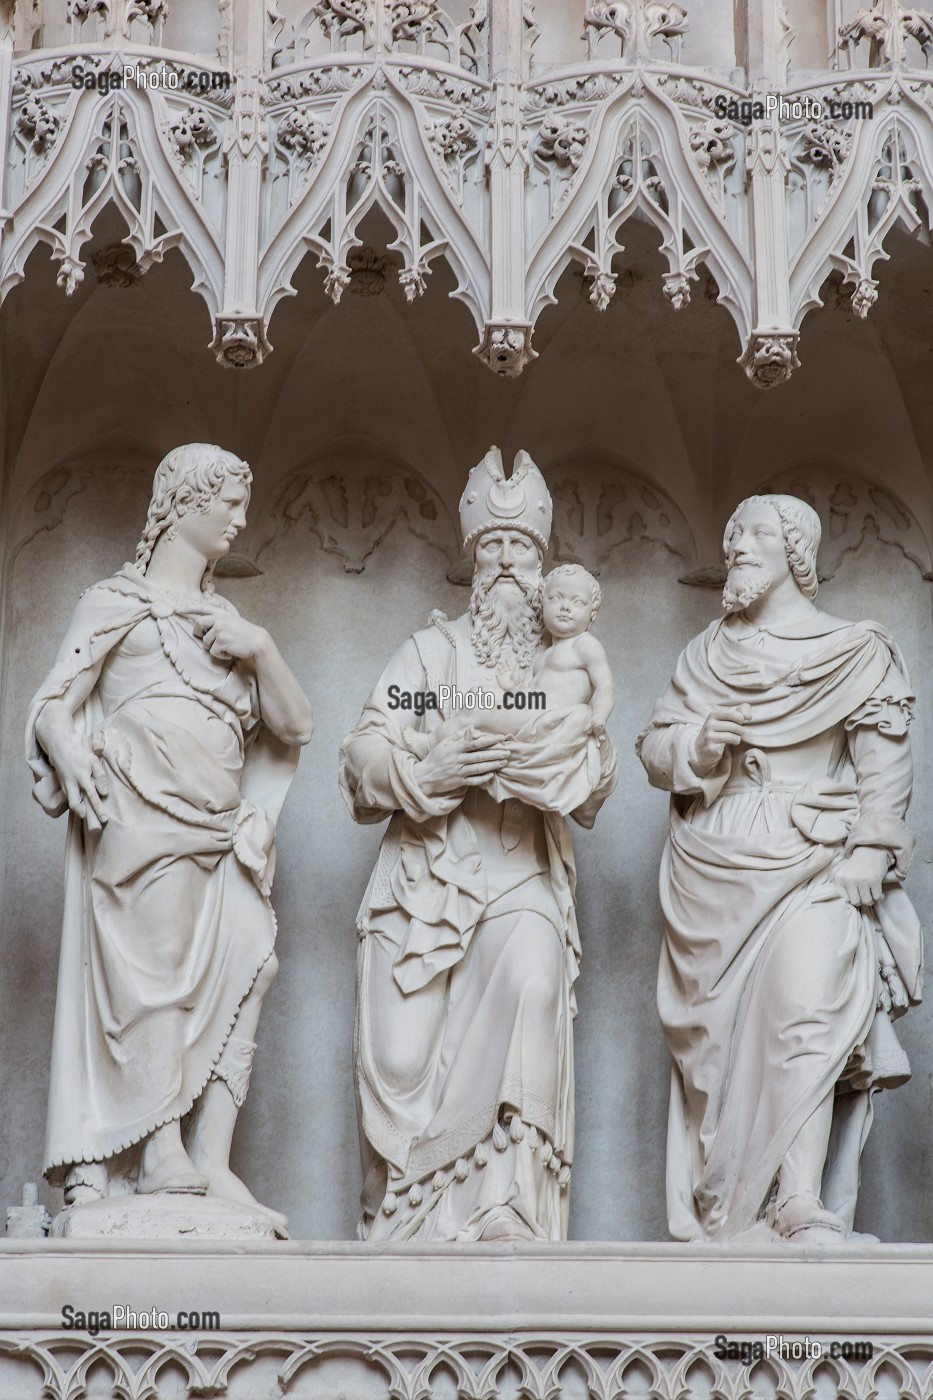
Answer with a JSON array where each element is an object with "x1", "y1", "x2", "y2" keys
[{"x1": 1, "y1": 212, "x2": 931, "y2": 1242}]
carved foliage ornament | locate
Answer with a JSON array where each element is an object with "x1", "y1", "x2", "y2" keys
[
  {"x1": 688, "y1": 119, "x2": 734, "y2": 172},
  {"x1": 257, "y1": 458, "x2": 454, "y2": 573},
  {"x1": 584, "y1": 0, "x2": 689, "y2": 60},
  {"x1": 69, "y1": 0, "x2": 167, "y2": 37},
  {"x1": 430, "y1": 115, "x2": 478, "y2": 160},
  {"x1": 800, "y1": 120, "x2": 853, "y2": 179},
  {"x1": 550, "y1": 464, "x2": 692, "y2": 572},
  {"x1": 310, "y1": 0, "x2": 440, "y2": 49},
  {"x1": 15, "y1": 93, "x2": 61, "y2": 154},
  {"x1": 166, "y1": 106, "x2": 217, "y2": 161},
  {"x1": 839, "y1": 0, "x2": 933, "y2": 67},
  {"x1": 535, "y1": 118, "x2": 590, "y2": 170}
]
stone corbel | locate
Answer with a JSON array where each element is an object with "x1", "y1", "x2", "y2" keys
[
  {"x1": 211, "y1": 314, "x2": 272, "y2": 367},
  {"x1": 742, "y1": 118, "x2": 797, "y2": 388},
  {"x1": 476, "y1": 322, "x2": 536, "y2": 377}
]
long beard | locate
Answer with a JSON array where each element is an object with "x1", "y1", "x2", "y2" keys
[
  {"x1": 469, "y1": 571, "x2": 543, "y2": 687},
  {"x1": 722, "y1": 561, "x2": 774, "y2": 614}
]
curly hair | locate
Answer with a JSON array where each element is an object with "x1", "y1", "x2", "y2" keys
[
  {"x1": 544, "y1": 562, "x2": 601, "y2": 623},
  {"x1": 133, "y1": 443, "x2": 252, "y2": 593},
  {"x1": 723, "y1": 493, "x2": 821, "y2": 599}
]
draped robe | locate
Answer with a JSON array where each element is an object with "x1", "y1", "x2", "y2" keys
[
  {"x1": 26, "y1": 565, "x2": 297, "y2": 1183},
  {"x1": 637, "y1": 613, "x2": 922, "y2": 1240},
  {"x1": 339, "y1": 612, "x2": 617, "y2": 1241}
]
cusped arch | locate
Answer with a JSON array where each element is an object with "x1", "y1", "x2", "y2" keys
[
  {"x1": 791, "y1": 92, "x2": 933, "y2": 326},
  {"x1": 259, "y1": 71, "x2": 491, "y2": 340},
  {"x1": 525, "y1": 85, "x2": 751, "y2": 342},
  {"x1": 1, "y1": 83, "x2": 225, "y2": 318}
]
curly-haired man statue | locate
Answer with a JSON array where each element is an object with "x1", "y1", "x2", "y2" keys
[
  {"x1": 637, "y1": 494, "x2": 922, "y2": 1243},
  {"x1": 27, "y1": 444, "x2": 313, "y2": 1234}
]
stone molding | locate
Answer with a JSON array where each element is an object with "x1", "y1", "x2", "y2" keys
[
  {"x1": 3, "y1": 4, "x2": 933, "y2": 383},
  {"x1": 2, "y1": 1243, "x2": 933, "y2": 1398}
]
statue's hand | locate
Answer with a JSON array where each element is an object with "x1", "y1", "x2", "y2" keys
[
  {"x1": 190, "y1": 605, "x2": 268, "y2": 664},
  {"x1": 878, "y1": 941, "x2": 910, "y2": 1014},
  {"x1": 834, "y1": 846, "x2": 890, "y2": 908},
  {"x1": 46, "y1": 727, "x2": 109, "y2": 832},
  {"x1": 691, "y1": 704, "x2": 750, "y2": 776},
  {"x1": 413, "y1": 725, "x2": 511, "y2": 798}
]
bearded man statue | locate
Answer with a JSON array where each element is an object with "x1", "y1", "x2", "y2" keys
[
  {"x1": 339, "y1": 447, "x2": 618, "y2": 1241},
  {"x1": 637, "y1": 493, "x2": 922, "y2": 1244}
]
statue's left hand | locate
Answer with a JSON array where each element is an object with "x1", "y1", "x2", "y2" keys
[
  {"x1": 190, "y1": 605, "x2": 268, "y2": 664},
  {"x1": 834, "y1": 846, "x2": 890, "y2": 908}
]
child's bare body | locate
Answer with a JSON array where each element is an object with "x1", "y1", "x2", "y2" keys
[{"x1": 532, "y1": 564, "x2": 614, "y2": 731}]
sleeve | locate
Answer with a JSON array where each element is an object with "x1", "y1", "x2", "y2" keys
[
  {"x1": 845, "y1": 662, "x2": 916, "y2": 877},
  {"x1": 636, "y1": 720, "x2": 735, "y2": 807},
  {"x1": 338, "y1": 636, "x2": 463, "y2": 826}
]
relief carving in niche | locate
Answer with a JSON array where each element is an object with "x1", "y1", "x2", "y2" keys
[
  {"x1": 254, "y1": 452, "x2": 458, "y2": 574},
  {"x1": 10, "y1": 467, "x2": 91, "y2": 564},
  {"x1": 761, "y1": 465, "x2": 932, "y2": 581},
  {"x1": 548, "y1": 462, "x2": 694, "y2": 574},
  {"x1": 9, "y1": 461, "x2": 149, "y2": 566}
]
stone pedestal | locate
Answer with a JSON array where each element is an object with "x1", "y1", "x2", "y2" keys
[
  {"x1": 0, "y1": 1241, "x2": 930, "y2": 1399},
  {"x1": 48, "y1": 1194, "x2": 283, "y2": 1241}
]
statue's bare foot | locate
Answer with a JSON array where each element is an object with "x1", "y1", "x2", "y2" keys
[
  {"x1": 770, "y1": 1191, "x2": 845, "y2": 1242},
  {"x1": 138, "y1": 1124, "x2": 209, "y2": 1195},
  {"x1": 200, "y1": 1162, "x2": 290, "y2": 1236}
]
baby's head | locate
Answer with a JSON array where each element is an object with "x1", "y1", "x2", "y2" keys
[{"x1": 542, "y1": 564, "x2": 601, "y2": 638}]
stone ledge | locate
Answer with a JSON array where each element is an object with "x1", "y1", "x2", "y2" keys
[{"x1": 1, "y1": 1240, "x2": 933, "y2": 1331}]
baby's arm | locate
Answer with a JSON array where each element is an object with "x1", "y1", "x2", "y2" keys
[{"x1": 576, "y1": 633, "x2": 615, "y2": 728}]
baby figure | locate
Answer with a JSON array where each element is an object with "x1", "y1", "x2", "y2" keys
[{"x1": 532, "y1": 564, "x2": 615, "y2": 734}]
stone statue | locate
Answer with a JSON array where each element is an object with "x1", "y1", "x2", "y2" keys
[
  {"x1": 27, "y1": 444, "x2": 313, "y2": 1236},
  {"x1": 637, "y1": 494, "x2": 922, "y2": 1244},
  {"x1": 339, "y1": 446, "x2": 618, "y2": 1241}
]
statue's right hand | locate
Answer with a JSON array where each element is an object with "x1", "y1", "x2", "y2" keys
[
  {"x1": 413, "y1": 726, "x2": 512, "y2": 797},
  {"x1": 691, "y1": 705, "x2": 750, "y2": 777},
  {"x1": 47, "y1": 730, "x2": 109, "y2": 831}
]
